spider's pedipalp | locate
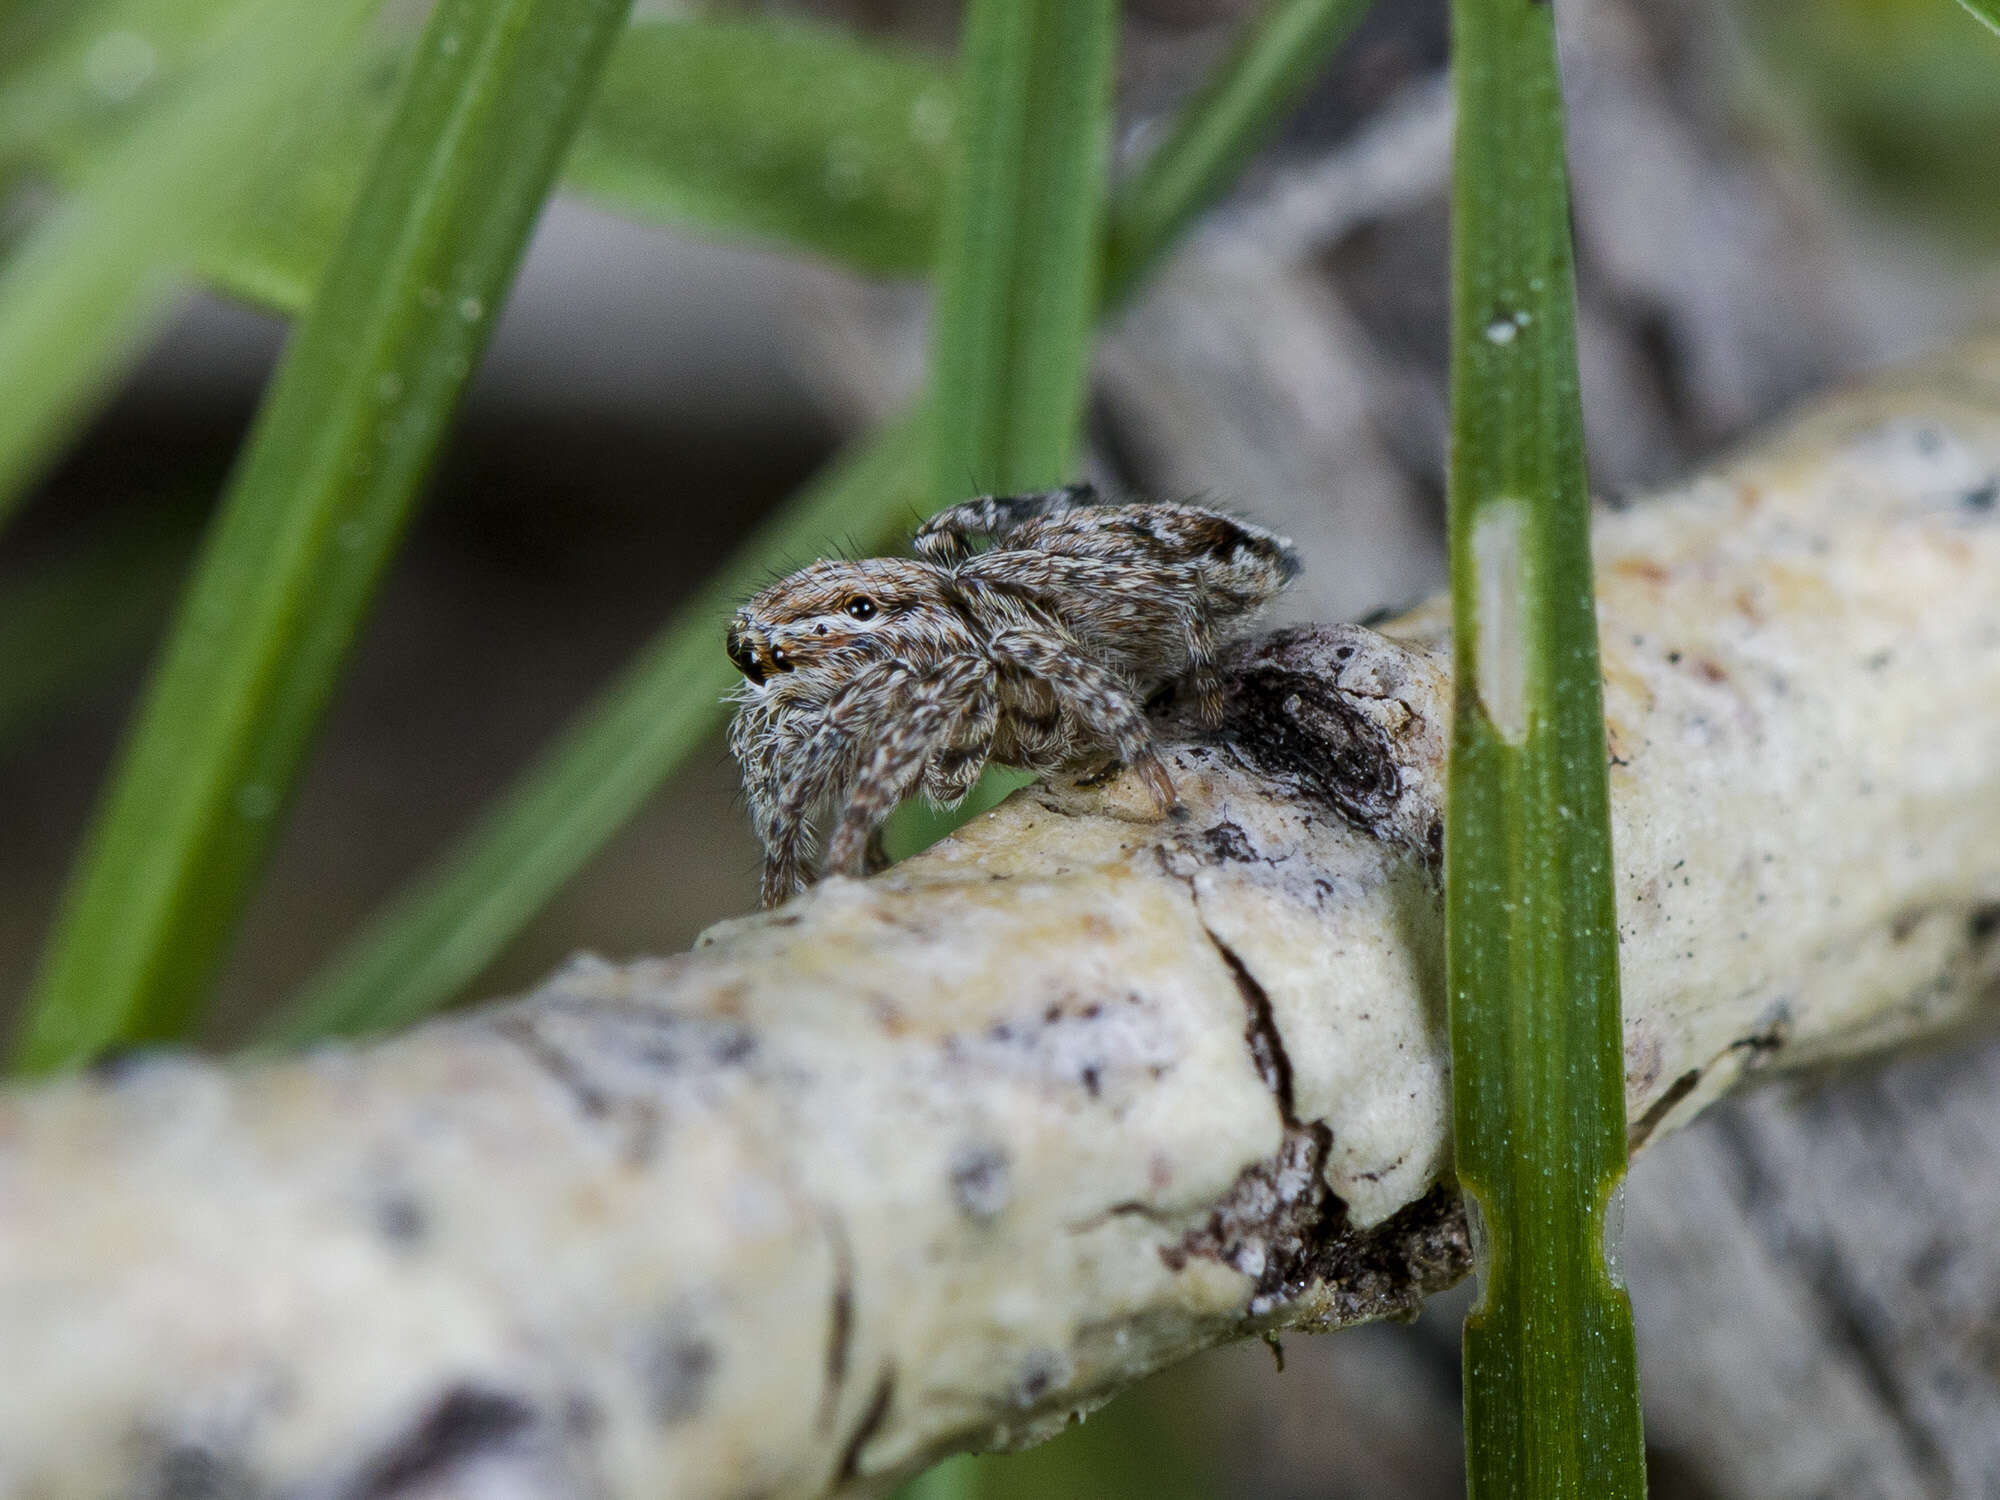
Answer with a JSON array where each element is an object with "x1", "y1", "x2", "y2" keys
[
  {"x1": 823, "y1": 657, "x2": 998, "y2": 877},
  {"x1": 749, "y1": 661, "x2": 910, "y2": 905}
]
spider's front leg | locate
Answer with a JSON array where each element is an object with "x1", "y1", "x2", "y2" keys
[
  {"x1": 912, "y1": 482, "x2": 1102, "y2": 565},
  {"x1": 731, "y1": 693, "x2": 828, "y2": 909},
  {"x1": 822, "y1": 658, "x2": 999, "y2": 877},
  {"x1": 987, "y1": 624, "x2": 1178, "y2": 815}
]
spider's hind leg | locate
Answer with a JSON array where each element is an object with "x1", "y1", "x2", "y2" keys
[
  {"x1": 912, "y1": 483, "x2": 1103, "y2": 564},
  {"x1": 1181, "y1": 602, "x2": 1226, "y2": 730},
  {"x1": 921, "y1": 675, "x2": 1002, "y2": 808},
  {"x1": 989, "y1": 626, "x2": 1177, "y2": 816}
]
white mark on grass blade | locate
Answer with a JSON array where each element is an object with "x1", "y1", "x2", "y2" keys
[
  {"x1": 1600, "y1": 1178, "x2": 1627, "y2": 1290},
  {"x1": 1473, "y1": 498, "x2": 1531, "y2": 744},
  {"x1": 1464, "y1": 1188, "x2": 1494, "y2": 1316}
]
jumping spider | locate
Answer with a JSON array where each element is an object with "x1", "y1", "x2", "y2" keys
[{"x1": 725, "y1": 484, "x2": 1300, "y2": 907}]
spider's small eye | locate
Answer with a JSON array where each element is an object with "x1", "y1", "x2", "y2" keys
[
  {"x1": 844, "y1": 597, "x2": 878, "y2": 620},
  {"x1": 770, "y1": 647, "x2": 793, "y2": 672}
]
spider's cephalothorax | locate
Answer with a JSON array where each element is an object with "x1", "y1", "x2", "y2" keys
[{"x1": 726, "y1": 485, "x2": 1300, "y2": 907}]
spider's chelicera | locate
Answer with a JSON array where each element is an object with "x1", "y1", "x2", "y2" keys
[{"x1": 725, "y1": 484, "x2": 1300, "y2": 907}]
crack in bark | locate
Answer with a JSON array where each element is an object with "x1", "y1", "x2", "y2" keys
[
  {"x1": 1204, "y1": 922, "x2": 1297, "y2": 1123},
  {"x1": 833, "y1": 1370, "x2": 894, "y2": 1486},
  {"x1": 818, "y1": 1214, "x2": 855, "y2": 1435},
  {"x1": 493, "y1": 1013, "x2": 662, "y2": 1166}
]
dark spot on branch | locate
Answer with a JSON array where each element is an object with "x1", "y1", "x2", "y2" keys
[
  {"x1": 1965, "y1": 478, "x2": 1998, "y2": 512},
  {"x1": 642, "y1": 1326, "x2": 718, "y2": 1426},
  {"x1": 1970, "y1": 904, "x2": 2000, "y2": 943},
  {"x1": 1628, "y1": 1068, "x2": 1702, "y2": 1153},
  {"x1": 137, "y1": 1442, "x2": 255, "y2": 1500},
  {"x1": 949, "y1": 1143, "x2": 1012, "y2": 1221},
  {"x1": 1201, "y1": 820, "x2": 1257, "y2": 864},
  {"x1": 1211, "y1": 635, "x2": 1417, "y2": 850},
  {"x1": 343, "y1": 1387, "x2": 535, "y2": 1500},
  {"x1": 1014, "y1": 1349, "x2": 1067, "y2": 1407},
  {"x1": 373, "y1": 1191, "x2": 427, "y2": 1247}
]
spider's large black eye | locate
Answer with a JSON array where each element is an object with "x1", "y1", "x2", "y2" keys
[
  {"x1": 844, "y1": 597, "x2": 877, "y2": 620},
  {"x1": 770, "y1": 646, "x2": 793, "y2": 672}
]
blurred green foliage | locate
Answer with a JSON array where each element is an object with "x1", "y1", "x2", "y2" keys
[
  {"x1": 15, "y1": 0, "x2": 638, "y2": 1069},
  {"x1": 1740, "y1": 0, "x2": 2000, "y2": 242},
  {"x1": 0, "y1": 0, "x2": 378, "y2": 520}
]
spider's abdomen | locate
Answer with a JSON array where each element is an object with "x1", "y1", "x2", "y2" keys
[
  {"x1": 1008, "y1": 504, "x2": 1296, "y2": 604},
  {"x1": 954, "y1": 501, "x2": 1299, "y2": 688}
]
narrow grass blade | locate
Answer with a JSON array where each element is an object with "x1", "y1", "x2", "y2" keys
[
  {"x1": 1953, "y1": 0, "x2": 2000, "y2": 36},
  {"x1": 276, "y1": 0, "x2": 1380, "y2": 1041},
  {"x1": 0, "y1": 0, "x2": 378, "y2": 529},
  {"x1": 0, "y1": 505, "x2": 195, "y2": 754},
  {"x1": 878, "y1": 0, "x2": 1116, "y2": 858},
  {"x1": 1444, "y1": 0, "x2": 1646, "y2": 1492},
  {"x1": 928, "y1": 0, "x2": 1115, "y2": 497},
  {"x1": 13, "y1": 0, "x2": 637, "y2": 1073},
  {"x1": 1104, "y1": 0, "x2": 1373, "y2": 300},
  {"x1": 896, "y1": 0, "x2": 1375, "y2": 857},
  {"x1": 262, "y1": 421, "x2": 927, "y2": 1044}
]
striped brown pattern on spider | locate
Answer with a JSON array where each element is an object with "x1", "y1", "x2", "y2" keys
[{"x1": 724, "y1": 484, "x2": 1300, "y2": 908}]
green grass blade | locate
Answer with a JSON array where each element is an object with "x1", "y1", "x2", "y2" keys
[
  {"x1": 928, "y1": 0, "x2": 1115, "y2": 497},
  {"x1": 894, "y1": 0, "x2": 1375, "y2": 858},
  {"x1": 0, "y1": 506, "x2": 195, "y2": 755},
  {"x1": 1952, "y1": 0, "x2": 2000, "y2": 35},
  {"x1": 1444, "y1": 0, "x2": 1646, "y2": 1493},
  {"x1": 879, "y1": 0, "x2": 1115, "y2": 860},
  {"x1": 275, "y1": 0, "x2": 1378, "y2": 1041},
  {"x1": 1103, "y1": 0, "x2": 1372, "y2": 300},
  {"x1": 13, "y1": 0, "x2": 637, "y2": 1073},
  {"x1": 261, "y1": 422, "x2": 927, "y2": 1045},
  {"x1": 0, "y1": 0, "x2": 377, "y2": 528}
]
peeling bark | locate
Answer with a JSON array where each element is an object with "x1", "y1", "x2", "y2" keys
[{"x1": 3, "y1": 343, "x2": 2000, "y2": 1497}]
